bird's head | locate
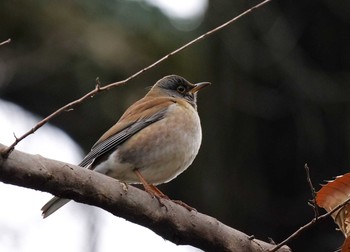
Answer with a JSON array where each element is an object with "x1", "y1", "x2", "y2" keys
[{"x1": 148, "y1": 75, "x2": 210, "y2": 108}]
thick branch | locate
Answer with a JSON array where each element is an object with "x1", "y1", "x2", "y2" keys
[{"x1": 0, "y1": 143, "x2": 290, "y2": 252}]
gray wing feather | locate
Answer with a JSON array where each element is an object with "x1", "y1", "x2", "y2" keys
[{"x1": 79, "y1": 109, "x2": 167, "y2": 168}]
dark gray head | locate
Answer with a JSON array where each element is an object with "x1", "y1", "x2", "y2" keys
[{"x1": 149, "y1": 75, "x2": 210, "y2": 109}]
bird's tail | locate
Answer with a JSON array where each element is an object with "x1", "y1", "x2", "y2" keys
[{"x1": 41, "y1": 197, "x2": 71, "y2": 218}]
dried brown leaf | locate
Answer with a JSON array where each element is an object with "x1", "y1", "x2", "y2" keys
[{"x1": 316, "y1": 173, "x2": 350, "y2": 251}]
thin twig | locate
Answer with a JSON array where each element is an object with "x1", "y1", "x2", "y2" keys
[
  {"x1": 0, "y1": 38, "x2": 11, "y2": 46},
  {"x1": 95, "y1": 77, "x2": 101, "y2": 90},
  {"x1": 1, "y1": 0, "x2": 273, "y2": 157},
  {"x1": 269, "y1": 197, "x2": 350, "y2": 252},
  {"x1": 304, "y1": 163, "x2": 319, "y2": 218}
]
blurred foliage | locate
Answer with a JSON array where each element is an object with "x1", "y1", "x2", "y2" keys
[{"x1": 1, "y1": 0, "x2": 350, "y2": 251}]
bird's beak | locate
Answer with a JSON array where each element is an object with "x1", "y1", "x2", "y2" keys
[{"x1": 190, "y1": 82, "x2": 211, "y2": 94}]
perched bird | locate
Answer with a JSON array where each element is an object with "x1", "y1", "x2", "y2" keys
[{"x1": 41, "y1": 75, "x2": 210, "y2": 218}]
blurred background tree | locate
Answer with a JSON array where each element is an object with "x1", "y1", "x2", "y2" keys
[{"x1": 1, "y1": 0, "x2": 350, "y2": 251}]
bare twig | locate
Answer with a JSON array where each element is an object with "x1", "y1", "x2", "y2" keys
[
  {"x1": 1, "y1": 0, "x2": 273, "y2": 157},
  {"x1": 0, "y1": 38, "x2": 11, "y2": 46},
  {"x1": 95, "y1": 77, "x2": 101, "y2": 90},
  {"x1": 304, "y1": 163, "x2": 319, "y2": 218},
  {"x1": 269, "y1": 197, "x2": 350, "y2": 252},
  {"x1": 1, "y1": 85, "x2": 101, "y2": 158}
]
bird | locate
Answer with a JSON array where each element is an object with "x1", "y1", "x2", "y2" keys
[{"x1": 41, "y1": 74, "x2": 210, "y2": 218}]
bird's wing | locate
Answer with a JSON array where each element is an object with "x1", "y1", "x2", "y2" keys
[{"x1": 79, "y1": 98, "x2": 174, "y2": 168}]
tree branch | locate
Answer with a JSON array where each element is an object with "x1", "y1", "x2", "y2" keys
[
  {"x1": 0, "y1": 38, "x2": 11, "y2": 46},
  {"x1": 0, "y1": 143, "x2": 290, "y2": 252},
  {"x1": 304, "y1": 163, "x2": 319, "y2": 218},
  {"x1": 268, "y1": 197, "x2": 350, "y2": 252},
  {"x1": 269, "y1": 165, "x2": 350, "y2": 251}
]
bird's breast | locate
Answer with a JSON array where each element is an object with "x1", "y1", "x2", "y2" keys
[{"x1": 108, "y1": 102, "x2": 202, "y2": 184}]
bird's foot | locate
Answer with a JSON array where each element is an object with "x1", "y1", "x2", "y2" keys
[
  {"x1": 143, "y1": 184, "x2": 169, "y2": 210},
  {"x1": 171, "y1": 200, "x2": 196, "y2": 212},
  {"x1": 133, "y1": 169, "x2": 194, "y2": 211}
]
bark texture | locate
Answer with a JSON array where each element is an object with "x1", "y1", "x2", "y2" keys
[{"x1": 0, "y1": 144, "x2": 291, "y2": 252}]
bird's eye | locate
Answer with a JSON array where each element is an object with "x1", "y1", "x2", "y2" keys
[{"x1": 177, "y1": 85, "x2": 186, "y2": 93}]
